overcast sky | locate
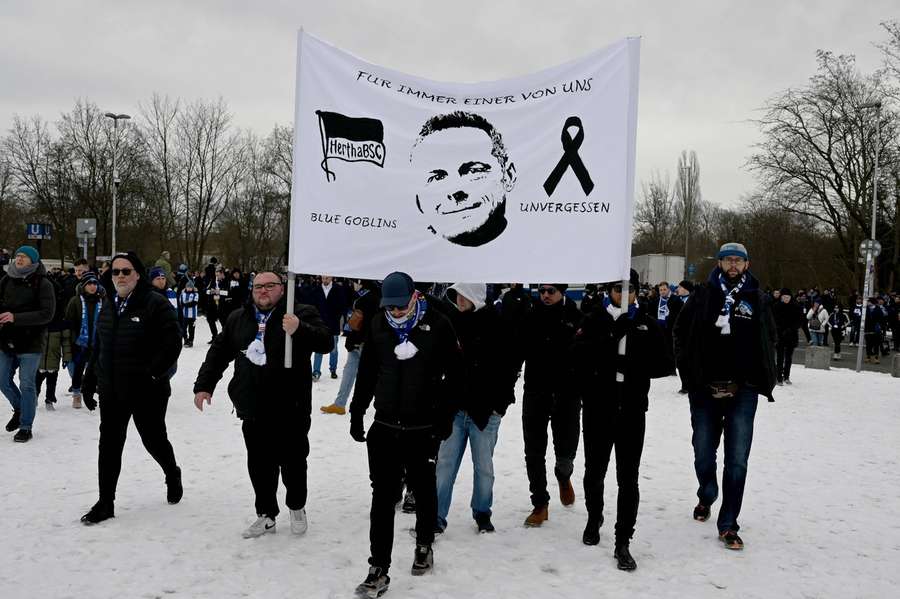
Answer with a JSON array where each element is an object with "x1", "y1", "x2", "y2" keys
[{"x1": 1, "y1": 0, "x2": 895, "y2": 207}]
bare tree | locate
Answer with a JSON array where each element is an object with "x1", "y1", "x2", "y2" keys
[
  {"x1": 139, "y1": 94, "x2": 183, "y2": 258},
  {"x1": 747, "y1": 51, "x2": 898, "y2": 287},
  {"x1": 633, "y1": 171, "x2": 679, "y2": 253}
]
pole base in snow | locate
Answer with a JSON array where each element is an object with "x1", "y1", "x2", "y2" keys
[{"x1": 892, "y1": 354, "x2": 900, "y2": 378}]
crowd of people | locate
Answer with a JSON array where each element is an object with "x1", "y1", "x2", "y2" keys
[{"x1": 1, "y1": 241, "x2": 898, "y2": 598}]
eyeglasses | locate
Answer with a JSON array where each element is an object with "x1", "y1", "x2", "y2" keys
[
  {"x1": 252, "y1": 282, "x2": 281, "y2": 291},
  {"x1": 721, "y1": 257, "x2": 746, "y2": 265},
  {"x1": 538, "y1": 287, "x2": 558, "y2": 295},
  {"x1": 111, "y1": 268, "x2": 133, "y2": 277},
  {"x1": 386, "y1": 304, "x2": 407, "y2": 311}
]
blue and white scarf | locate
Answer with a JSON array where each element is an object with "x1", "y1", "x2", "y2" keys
[
  {"x1": 385, "y1": 292, "x2": 427, "y2": 360},
  {"x1": 245, "y1": 307, "x2": 273, "y2": 366},
  {"x1": 715, "y1": 273, "x2": 747, "y2": 335},
  {"x1": 115, "y1": 292, "x2": 132, "y2": 316},
  {"x1": 76, "y1": 297, "x2": 101, "y2": 348},
  {"x1": 181, "y1": 291, "x2": 199, "y2": 319},
  {"x1": 657, "y1": 295, "x2": 669, "y2": 325}
]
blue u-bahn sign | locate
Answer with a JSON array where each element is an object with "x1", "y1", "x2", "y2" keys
[{"x1": 26, "y1": 223, "x2": 52, "y2": 240}]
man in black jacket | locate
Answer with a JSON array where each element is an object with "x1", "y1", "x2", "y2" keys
[
  {"x1": 574, "y1": 270, "x2": 672, "y2": 571},
  {"x1": 673, "y1": 242, "x2": 776, "y2": 551},
  {"x1": 772, "y1": 288, "x2": 803, "y2": 384},
  {"x1": 80, "y1": 251, "x2": 183, "y2": 524},
  {"x1": 349, "y1": 272, "x2": 461, "y2": 598},
  {"x1": 308, "y1": 275, "x2": 350, "y2": 381},
  {"x1": 512, "y1": 283, "x2": 582, "y2": 527},
  {"x1": 0, "y1": 246, "x2": 56, "y2": 442},
  {"x1": 193, "y1": 271, "x2": 333, "y2": 538},
  {"x1": 647, "y1": 281, "x2": 681, "y2": 374},
  {"x1": 435, "y1": 283, "x2": 517, "y2": 534}
]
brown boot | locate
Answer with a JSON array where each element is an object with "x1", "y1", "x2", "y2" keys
[
  {"x1": 72, "y1": 394, "x2": 83, "y2": 409},
  {"x1": 559, "y1": 479, "x2": 575, "y2": 506},
  {"x1": 524, "y1": 505, "x2": 549, "y2": 527}
]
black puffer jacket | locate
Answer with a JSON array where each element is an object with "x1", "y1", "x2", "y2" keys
[
  {"x1": 0, "y1": 263, "x2": 56, "y2": 354},
  {"x1": 673, "y1": 268, "x2": 777, "y2": 401},
  {"x1": 447, "y1": 301, "x2": 518, "y2": 430},
  {"x1": 193, "y1": 299, "x2": 333, "y2": 419},
  {"x1": 89, "y1": 279, "x2": 182, "y2": 401},
  {"x1": 513, "y1": 297, "x2": 582, "y2": 393},
  {"x1": 772, "y1": 299, "x2": 804, "y2": 348},
  {"x1": 350, "y1": 303, "x2": 462, "y2": 429},
  {"x1": 573, "y1": 303, "x2": 672, "y2": 412}
]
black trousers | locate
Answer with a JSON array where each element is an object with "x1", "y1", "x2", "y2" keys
[
  {"x1": 206, "y1": 313, "x2": 219, "y2": 338},
  {"x1": 582, "y1": 399, "x2": 646, "y2": 541},
  {"x1": 241, "y1": 408, "x2": 311, "y2": 518},
  {"x1": 775, "y1": 342, "x2": 795, "y2": 381},
  {"x1": 98, "y1": 391, "x2": 178, "y2": 503},
  {"x1": 183, "y1": 318, "x2": 196, "y2": 344},
  {"x1": 366, "y1": 422, "x2": 438, "y2": 571},
  {"x1": 522, "y1": 390, "x2": 581, "y2": 507},
  {"x1": 831, "y1": 330, "x2": 844, "y2": 355}
]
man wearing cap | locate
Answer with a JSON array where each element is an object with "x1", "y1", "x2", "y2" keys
[
  {"x1": 194, "y1": 271, "x2": 333, "y2": 538},
  {"x1": 349, "y1": 272, "x2": 461, "y2": 597},
  {"x1": 80, "y1": 251, "x2": 184, "y2": 524},
  {"x1": 673, "y1": 242, "x2": 776, "y2": 551},
  {"x1": 0, "y1": 246, "x2": 56, "y2": 442},
  {"x1": 512, "y1": 282, "x2": 583, "y2": 527},
  {"x1": 573, "y1": 269, "x2": 672, "y2": 570}
]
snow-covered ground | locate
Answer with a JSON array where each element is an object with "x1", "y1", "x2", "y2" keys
[{"x1": 2, "y1": 323, "x2": 898, "y2": 599}]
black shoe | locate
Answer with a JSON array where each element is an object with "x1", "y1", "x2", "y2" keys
[
  {"x1": 678, "y1": 388, "x2": 688, "y2": 395},
  {"x1": 401, "y1": 490, "x2": 416, "y2": 513},
  {"x1": 13, "y1": 429, "x2": 32, "y2": 442},
  {"x1": 45, "y1": 401, "x2": 56, "y2": 411},
  {"x1": 312, "y1": 373, "x2": 321, "y2": 382},
  {"x1": 719, "y1": 530, "x2": 744, "y2": 550},
  {"x1": 474, "y1": 512, "x2": 495, "y2": 533},
  {"x1": 614, "y1": 541, "x2": 637, "y2": 571},
  {"x1": 693, "y1": 503, "x2": 710, "y2": 522},
  {"x1": 355, "y1": 566, "x2": 390, "y2": 598},
  {"x1": 5, "y1": 410, "x2": 20, "y2": 432},
  {"x1": 166, "y1": 466, "x2": 183, "y2": 504},
  {"x1": 330, "y1": 371, "x2": 338, "y2": 379},
  {"x1": 81, "y1": 501, "x2": 115, "y2": 525},
  {"x1": 582, "y1": 518, "x2": 601, "y2": 546},
  {"x1": 411, "y1": 543, "x2": 433, "y2": 576}
]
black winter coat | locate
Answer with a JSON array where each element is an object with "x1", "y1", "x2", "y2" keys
[
  {"x1": 673, "y1": 269, "x2": 777, "y2": 401},
  {"x1": 447, "y1": 302, "x2": 518, "y2": 430},
  {"x1": 513, "y1": 297, "x2": 582, "y2": 393},
  {"x1": 772, "y1": 299, "x2": 804, "y2": 347},
  {"x1": 193, "y1": 299, "x2": 333, "y2": 419},
  {"x1": 88, "y1": 281, "x2": 182, "y2": 402},
  {"x1": 647, "y1": 295, "x2": 683, "y2": 331},
  {"x1": 350, "y1": 304, "x2": 462, "y2": 429},
  {"x1": 305, "y1": 284, "x2": 350, "y2": 336},
  {"x1": 0, "y1": 265, "x2": 56, "y2": 354},
  {"x1": 573, "y1": 304, "x2": 672, "y2": 412}
]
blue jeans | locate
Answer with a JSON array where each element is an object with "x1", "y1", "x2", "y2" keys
[
  {"x1": 312, "y1": 335, "x2": 340, "y2": 376},
  {"x1": 333, "y1": 347, "x2": 360, "y2": 408},
  {"x1": 0, "y1": 351, "x2": 42, "y2": 431},
  {"x1": 810, "y1": 330, "x2": 826, "y2": 346},
  {"x1": 436, "y1": 411, "x2": 501, "y2": 530},
  {"x1": 689, "y1": 387, "x2": 758, "y2": 533}
]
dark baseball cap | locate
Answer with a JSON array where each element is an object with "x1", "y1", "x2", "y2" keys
[{"x1": 380, "y1": 271, "x2": 415, "y2": 308}]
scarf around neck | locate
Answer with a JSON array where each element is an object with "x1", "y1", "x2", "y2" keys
[
  {"x1": 385, "y1": 292, "x2": 427, "y2": 344},
  {"x1": 5, "y1": 261, "x2": 39, "y2": 279},
  {"x1": 657, "y1": 294, "x2": 669, "y2": 323},
  {"x1": 76, "y1": 296, "x2": 101, "y2": 348},
  {"x1": 715, "y1": 272, "x2": 747, "y2": 335}
]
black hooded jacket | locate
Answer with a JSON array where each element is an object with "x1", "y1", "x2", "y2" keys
[
  {"x1": 0, "y1": 262, "x2": 56, "y2": 354},
  {"x1": 673, "y1": 268, "x2": 777, "y2": 401},
  {"x1": 193, "y1": 297, "x2": 334, "y2": 419},
  {"x1": 512, "y1": 296, "x2": 583, "y2": 393}
]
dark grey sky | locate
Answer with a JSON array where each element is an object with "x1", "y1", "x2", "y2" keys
[{"x1": 1, "y1": 0, "x2": 894, "y2": 206}]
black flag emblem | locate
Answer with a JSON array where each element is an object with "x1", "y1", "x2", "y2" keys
[{"x1": 316, "y1": 111, "x2": 386, "y2": 182}]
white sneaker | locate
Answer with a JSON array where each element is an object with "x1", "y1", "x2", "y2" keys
[
  {"x1": 242, "y1": 516, "x2": 276, "y2": 539},
  {"x1": 289, "y1": 508, "x2": 308, "y2": 535}
]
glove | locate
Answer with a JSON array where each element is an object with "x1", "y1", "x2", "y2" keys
[
  {"x1": 350, "y1": 413, "x2": 366, "y2": 442},
  {"x1": 83, "y1": 396, "x2": 97, "y2": 411}
]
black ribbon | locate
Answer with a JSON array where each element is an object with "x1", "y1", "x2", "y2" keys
[{"x1": 543, "y1": 116, "x2": 594, "y2": 197}]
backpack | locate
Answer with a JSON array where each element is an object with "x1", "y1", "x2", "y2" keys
[{"x1": 809, "y1": 311, "x2": 822, "y2": 331}]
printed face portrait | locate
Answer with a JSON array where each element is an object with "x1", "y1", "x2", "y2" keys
[{"x1": 411, "y1": 112, "x2": 516, "y2": 247}]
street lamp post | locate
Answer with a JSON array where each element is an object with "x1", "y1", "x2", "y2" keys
[
  {"x1": 104, "y1": 112, "x2": 131, "y2": 256},
  {"x1": 855, "y1": 100, "x2": 882, "y2": 373},
  {"x1": 681, "y1": 165, "x2": 692, "y2": 279}
]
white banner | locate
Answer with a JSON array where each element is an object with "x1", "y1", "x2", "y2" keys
[{"x1": 290, "y1": 31, "x2": 640, "y2": 283}]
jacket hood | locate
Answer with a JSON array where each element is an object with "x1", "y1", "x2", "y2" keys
[{"x1": 447, "y1": 283, "x2": 487, "y2": 311}]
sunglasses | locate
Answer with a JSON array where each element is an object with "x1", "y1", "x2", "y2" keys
[
  {"x1": 252, "y1": 282, "x2": 281, "y2": 291},
  {"x1": 386, "y1": 304, "x2": 409, "y2": 311},
  {"x1": 538, "y1": 287, "x2": 558, "y2": 295},
  {"x1": 111, "y1": 268, "x2": 134, "y2": 277}
]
